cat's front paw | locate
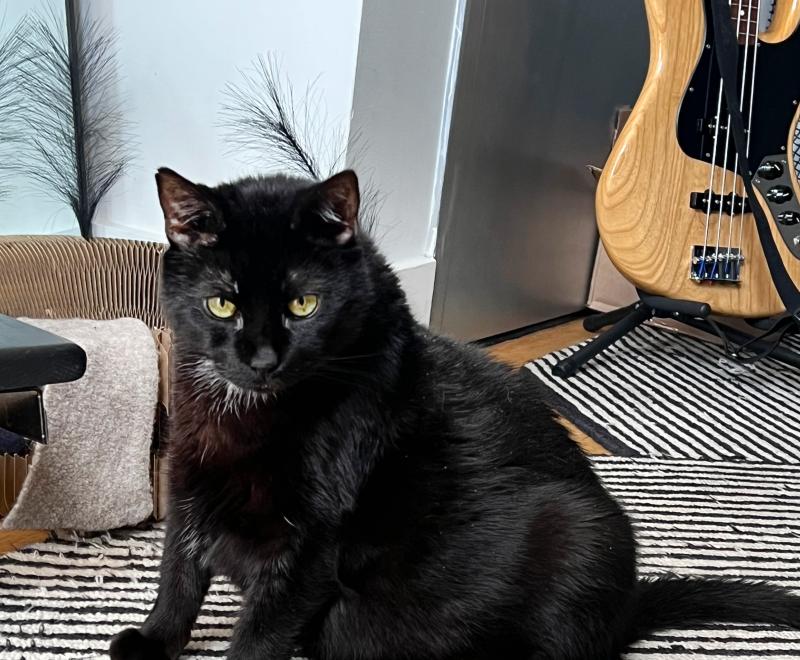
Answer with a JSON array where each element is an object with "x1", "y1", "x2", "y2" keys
[{"x1": 109, "y1": 628, "x2": 170, "y2": 660}]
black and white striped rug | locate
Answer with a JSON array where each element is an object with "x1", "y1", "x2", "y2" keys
[
  {"x1": 526, "y1": 325, "x2": 800, "y2": 462},
  {"x1": 1, "y1": 458, "x2": 798, "y2": 659}
]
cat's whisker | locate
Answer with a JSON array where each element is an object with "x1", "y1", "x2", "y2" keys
[
  {"x1": 199, "y1": 437, "x2": 212, "y2": 466},
  {"x1": 180, "y1": 358, "x2": 275, "y2": 421},
  {"x1": 175, "y1": 497, "x2": 195, "y2": 513},
  {"x1": 322, "y1": 352, "x2": 382, "y2": 362}
]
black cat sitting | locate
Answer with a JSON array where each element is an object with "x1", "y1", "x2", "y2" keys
[{"x1": 111, "y1": 168, "x2": 800, "y2": 659}]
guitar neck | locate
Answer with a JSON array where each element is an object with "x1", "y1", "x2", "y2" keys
[{"x1": 730, "y1": 0, "x2": 772, "y2": 44}]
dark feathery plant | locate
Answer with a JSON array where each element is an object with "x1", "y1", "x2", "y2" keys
[
  {"x1": 0, "y1": 14, "x2": 26, "y2": 200},
  {"x1": 220, "y1": 54, "x2": 381, "y2": 233},
  {"x1": 13, "y1": 1, "x2": 132, "y2": 238},
  {"x1": 220, "y1": 54, "x2": 339, "y2": 180}
]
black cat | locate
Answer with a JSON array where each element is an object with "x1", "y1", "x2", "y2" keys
[{"x1": 111, "y1": 168, "x2": 800, "y2": 660}]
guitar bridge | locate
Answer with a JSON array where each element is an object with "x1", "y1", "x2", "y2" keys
[{"x1": 689, "y1": 246, "x2": 743, "y2": 283}]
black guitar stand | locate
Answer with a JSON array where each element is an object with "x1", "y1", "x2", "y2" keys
[{"x1": 552, "y1": 291, "x2": 800, "y2": 378}]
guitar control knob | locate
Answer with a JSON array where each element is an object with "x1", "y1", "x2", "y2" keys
[
  {"x1": 766, "y1": 185, "x2": 793, "y2": 203},
  {"x1": 777, "y1": 211, "x2": 800, "y2": 226},
  {"x1": 757, "y1": 161, "x2": 784, "y2": 180}
]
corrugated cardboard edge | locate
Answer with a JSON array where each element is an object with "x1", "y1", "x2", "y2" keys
[
  {"x1": 0, "y1": 235, "x2": 171, "y2": 524},
  {"x1": 0, "y1": 235, "x2": 167, "y2": 327}
]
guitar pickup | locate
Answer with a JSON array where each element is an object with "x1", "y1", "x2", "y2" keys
[
  {"x1": 689, "y1": 190, "x2": 750, "y2": 215},
  {"x1": 689, "y1": 246, "x2": 744, "y2": 283}
]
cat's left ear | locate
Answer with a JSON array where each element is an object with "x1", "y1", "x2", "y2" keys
[{"x1": 293, "y1": 170, "x2": 360, "y2": 246}]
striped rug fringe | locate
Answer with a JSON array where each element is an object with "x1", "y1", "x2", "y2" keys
[{"x1": 1, "y1": 458, "x2": 798, "y2": 658}]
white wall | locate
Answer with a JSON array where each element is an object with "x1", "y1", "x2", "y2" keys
[
  {"x1": 0, "y1": 2, "x2": 78, "y2": 236},
  {"x1": 0, "y1": 1, "x2": 362, "y2": 239},
  {"x1": 1, "y1": 0, "x2": 463, "y2": 324},
  {"x1": 347, "y1": 0, "x2": 465, "y2": 323},
  {"x1": 86, "y1": 0, "x2": 363, "y2": 241}
]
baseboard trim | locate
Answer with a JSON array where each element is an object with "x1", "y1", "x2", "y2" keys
[{"x1": 393, "y1": 257, "x2": 436, "y2": 326}]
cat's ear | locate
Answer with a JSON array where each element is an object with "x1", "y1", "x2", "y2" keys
[
  {"x1": 293, "y1": 170, "x2": 360, "y2": 246},
  {"x1": 155, "y1": 168, "x2": 225, "y2": 248}
]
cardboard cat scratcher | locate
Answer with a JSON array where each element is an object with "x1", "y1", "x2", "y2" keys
[{"x1": 0, "y1": 235, "x2": 171, "y2": 521}]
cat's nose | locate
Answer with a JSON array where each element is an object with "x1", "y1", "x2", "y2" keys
[{"x1": 249, "y1": 345, "x2": 278, "y2": 372}]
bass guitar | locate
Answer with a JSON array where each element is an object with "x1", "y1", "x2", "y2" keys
[{"x1": 597, "y1": 0, "x2": 800, "y2": 317}]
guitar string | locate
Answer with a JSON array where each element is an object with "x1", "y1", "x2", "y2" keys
[
  {"x1": 700, "y1": 0, "x2": 735, "y2": 279},
  {"x1": 712, "y1": 0, "x2": 746, "y2": 280},
  {"x1": 725, "y1": 0, "x2": 753, "y2": 275},
  {"x1": 699, "y1": 71, "x2": 726, "y2": 279},
  {"x1": 736, "y1": 0, "x2": 764, "y2": 257},
  {"x1": 723, "y1": 0, "x2": 761, "y2": 278}
]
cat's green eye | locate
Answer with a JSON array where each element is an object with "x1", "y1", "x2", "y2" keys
[
  {"x1": 205, "y1": 296, "x2": 237, "y2": 319},
  {"x1": 287, "y1": 294, "x2": 319, "y2": 318}
]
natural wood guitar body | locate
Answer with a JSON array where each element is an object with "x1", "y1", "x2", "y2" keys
[{"x1": 596, "y1": 0, "x2": 800, "y2": 318}]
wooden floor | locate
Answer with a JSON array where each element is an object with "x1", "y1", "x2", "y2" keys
[
  {"x1": 486, "y1": 319, "x2": 606, "y2": 456},
  {"x1": 0, "y1": 529, "x2": 48, "y2": 554},
  {"x1": 0, "y1": 318, "x2": 602, "y2": 555},
  {"x1": 486, "y1": 318, "x2": 595, "y2": 369}
]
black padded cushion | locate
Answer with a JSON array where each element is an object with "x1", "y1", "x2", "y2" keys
[{"x1": 0, "y1": 315, "x2": 87, "y2": 391}]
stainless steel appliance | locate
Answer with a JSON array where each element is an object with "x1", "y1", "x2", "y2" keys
[{"x1": 430, "y1": 0, "x2": 649, "y2": 341}]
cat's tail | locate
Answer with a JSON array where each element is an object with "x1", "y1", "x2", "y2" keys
[{"x1": 628, "y1": 576, "x2": 800, "y2": 640}]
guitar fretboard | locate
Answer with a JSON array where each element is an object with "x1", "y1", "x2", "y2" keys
[{"x1": 730, "y1": 0, "x2": 774, "y2": 44}]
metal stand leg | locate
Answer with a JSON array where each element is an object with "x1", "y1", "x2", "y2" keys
[
  {"x1": 552, "y1": 303, "x2": 652, "y2": 378},
  {"x1": 553, "y1": 288, "x2": 799, "y2": 377},
  {"x1": 583, "y1": 303, "x2": 638, "y2": 332}
]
